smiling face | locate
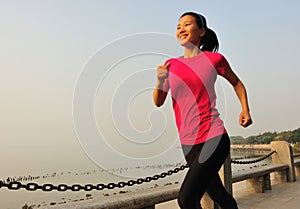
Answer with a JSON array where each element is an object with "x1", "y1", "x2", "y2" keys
[{"x1": 176, "y1": 15, "x2": 206, "y2": 48}]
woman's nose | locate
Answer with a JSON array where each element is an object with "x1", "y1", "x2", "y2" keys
[{"x1": 179, "y1": 28, "x2": 186, "y2": 34}]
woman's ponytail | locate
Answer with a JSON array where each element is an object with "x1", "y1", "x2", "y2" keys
[{"x1": 200, "y1": 28, "x2": 219, "y2": 52}]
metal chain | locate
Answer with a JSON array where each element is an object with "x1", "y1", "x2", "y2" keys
[
  {"x1": 0, "y1": 151, "x2": 278, "y2": 192},
  {"x1": 293, "y1": 153, "x2": 300, "y2": 158},
  {"x1": 231, "y1": 150, "x2": 276, "y2": 165},
  {"x1": 0, "y1": 164, "x2": 189, "y2": 192}
]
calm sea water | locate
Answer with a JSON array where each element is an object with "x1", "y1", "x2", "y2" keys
[{"x1": 0, "y1": 150, "x2": 272, "y2": 209}]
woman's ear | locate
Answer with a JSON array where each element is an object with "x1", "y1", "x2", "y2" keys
[{"x1": 199, "y1": 28, "x2": 206, "y2": 38}]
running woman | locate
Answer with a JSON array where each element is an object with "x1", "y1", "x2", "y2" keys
[{"x1": 153, "y1": 12, "x2": 252, "y2": 209}]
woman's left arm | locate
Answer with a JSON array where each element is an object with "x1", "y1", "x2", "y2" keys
[{"x1": 221, "y1": 66, "x2": 253, "y2": 127}]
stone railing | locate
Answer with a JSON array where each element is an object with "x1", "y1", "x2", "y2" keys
[{"x1": 50, "y1": 141, "x2": 300, "y2": 209}]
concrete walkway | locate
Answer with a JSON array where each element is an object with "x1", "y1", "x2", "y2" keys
[
  {"x1": 234, "y1": 178, "x2": 300, "y2": 209},
  {"x1": 157, "y1": 176, "x2": 300, "y2": 209}
]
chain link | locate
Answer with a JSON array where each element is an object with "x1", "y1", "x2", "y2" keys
[
  {"x1": 293, "y1": 153, "x2": 300, "y2": 158},
  {"x1": 231, "y1": 150, "x2": 276, "y2": 165},
  {"x1": 0, "y1": 164, "x2": 189, "y2": 192}
]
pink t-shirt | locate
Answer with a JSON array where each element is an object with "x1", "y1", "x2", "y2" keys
[{"x1": 165, "y1": 51, "x2": 229, "y2": 145}]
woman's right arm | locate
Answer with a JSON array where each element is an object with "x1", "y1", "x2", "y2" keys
[{"x1": 153, "y1": 62, "x2": 170, "y2": 107}]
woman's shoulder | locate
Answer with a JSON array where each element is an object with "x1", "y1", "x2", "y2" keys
[
  {"x1": 203, "y1": 51, "x2": 229, "y2": 66},
  {"x1": 203, "y1": 51, "x2": 226, "y2": 61}
]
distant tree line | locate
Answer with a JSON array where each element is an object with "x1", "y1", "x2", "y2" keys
[{"x1": 230, "y1": 127, "x2": 300, "y2": 145}]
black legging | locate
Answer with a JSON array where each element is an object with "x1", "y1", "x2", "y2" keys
[{"x1": 178, "y1": 134, "x2": 238, "y2": 209}]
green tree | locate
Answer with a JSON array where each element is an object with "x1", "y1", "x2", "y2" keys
[{"x1": 230, "y1": 127, "x2": 300, "y2": 145}]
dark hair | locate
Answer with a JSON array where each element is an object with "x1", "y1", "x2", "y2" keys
[{"x1": 180, "y1": 12, "x2": 219, "y2": 52}]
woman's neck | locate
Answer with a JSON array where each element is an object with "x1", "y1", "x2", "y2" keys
[{"x1": 183, "y1": 46, "x2": 201, "y2": 58}]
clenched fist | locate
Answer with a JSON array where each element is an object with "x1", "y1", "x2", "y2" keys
[{"x1": 156, "y1": 62, "x2": 170, "y2": 81}]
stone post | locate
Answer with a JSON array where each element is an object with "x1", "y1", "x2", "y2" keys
[
  {"x1": 220, "y1": 155, "x2": 233, "y2": 194},
  {"x1": 201, "y1": 192, "x2": 215, "y2": 209},
  {"x1": 271, "y1": 141, "x2": 296, "y2": 182},
  {"x1": 295, "y1": 165, "x2": 300, "y2": 176}
]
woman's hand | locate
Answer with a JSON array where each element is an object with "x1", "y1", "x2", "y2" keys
[
  {"x1": 156, "y1": 62, "x2": 170, "y2": 81},
  {"x1": 153, "y1": 62, "x2": 170, "y2": 107},
  {"x1": 221, "y1": 66, "x2": 253, "y2": 128},
  {"x1": 239, "y1": 111, "x2": 252, "y2": 127}
]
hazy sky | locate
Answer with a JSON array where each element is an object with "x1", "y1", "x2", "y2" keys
[{"x1": 1, "y1": 0, "x2": 300, "y2": 175}]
